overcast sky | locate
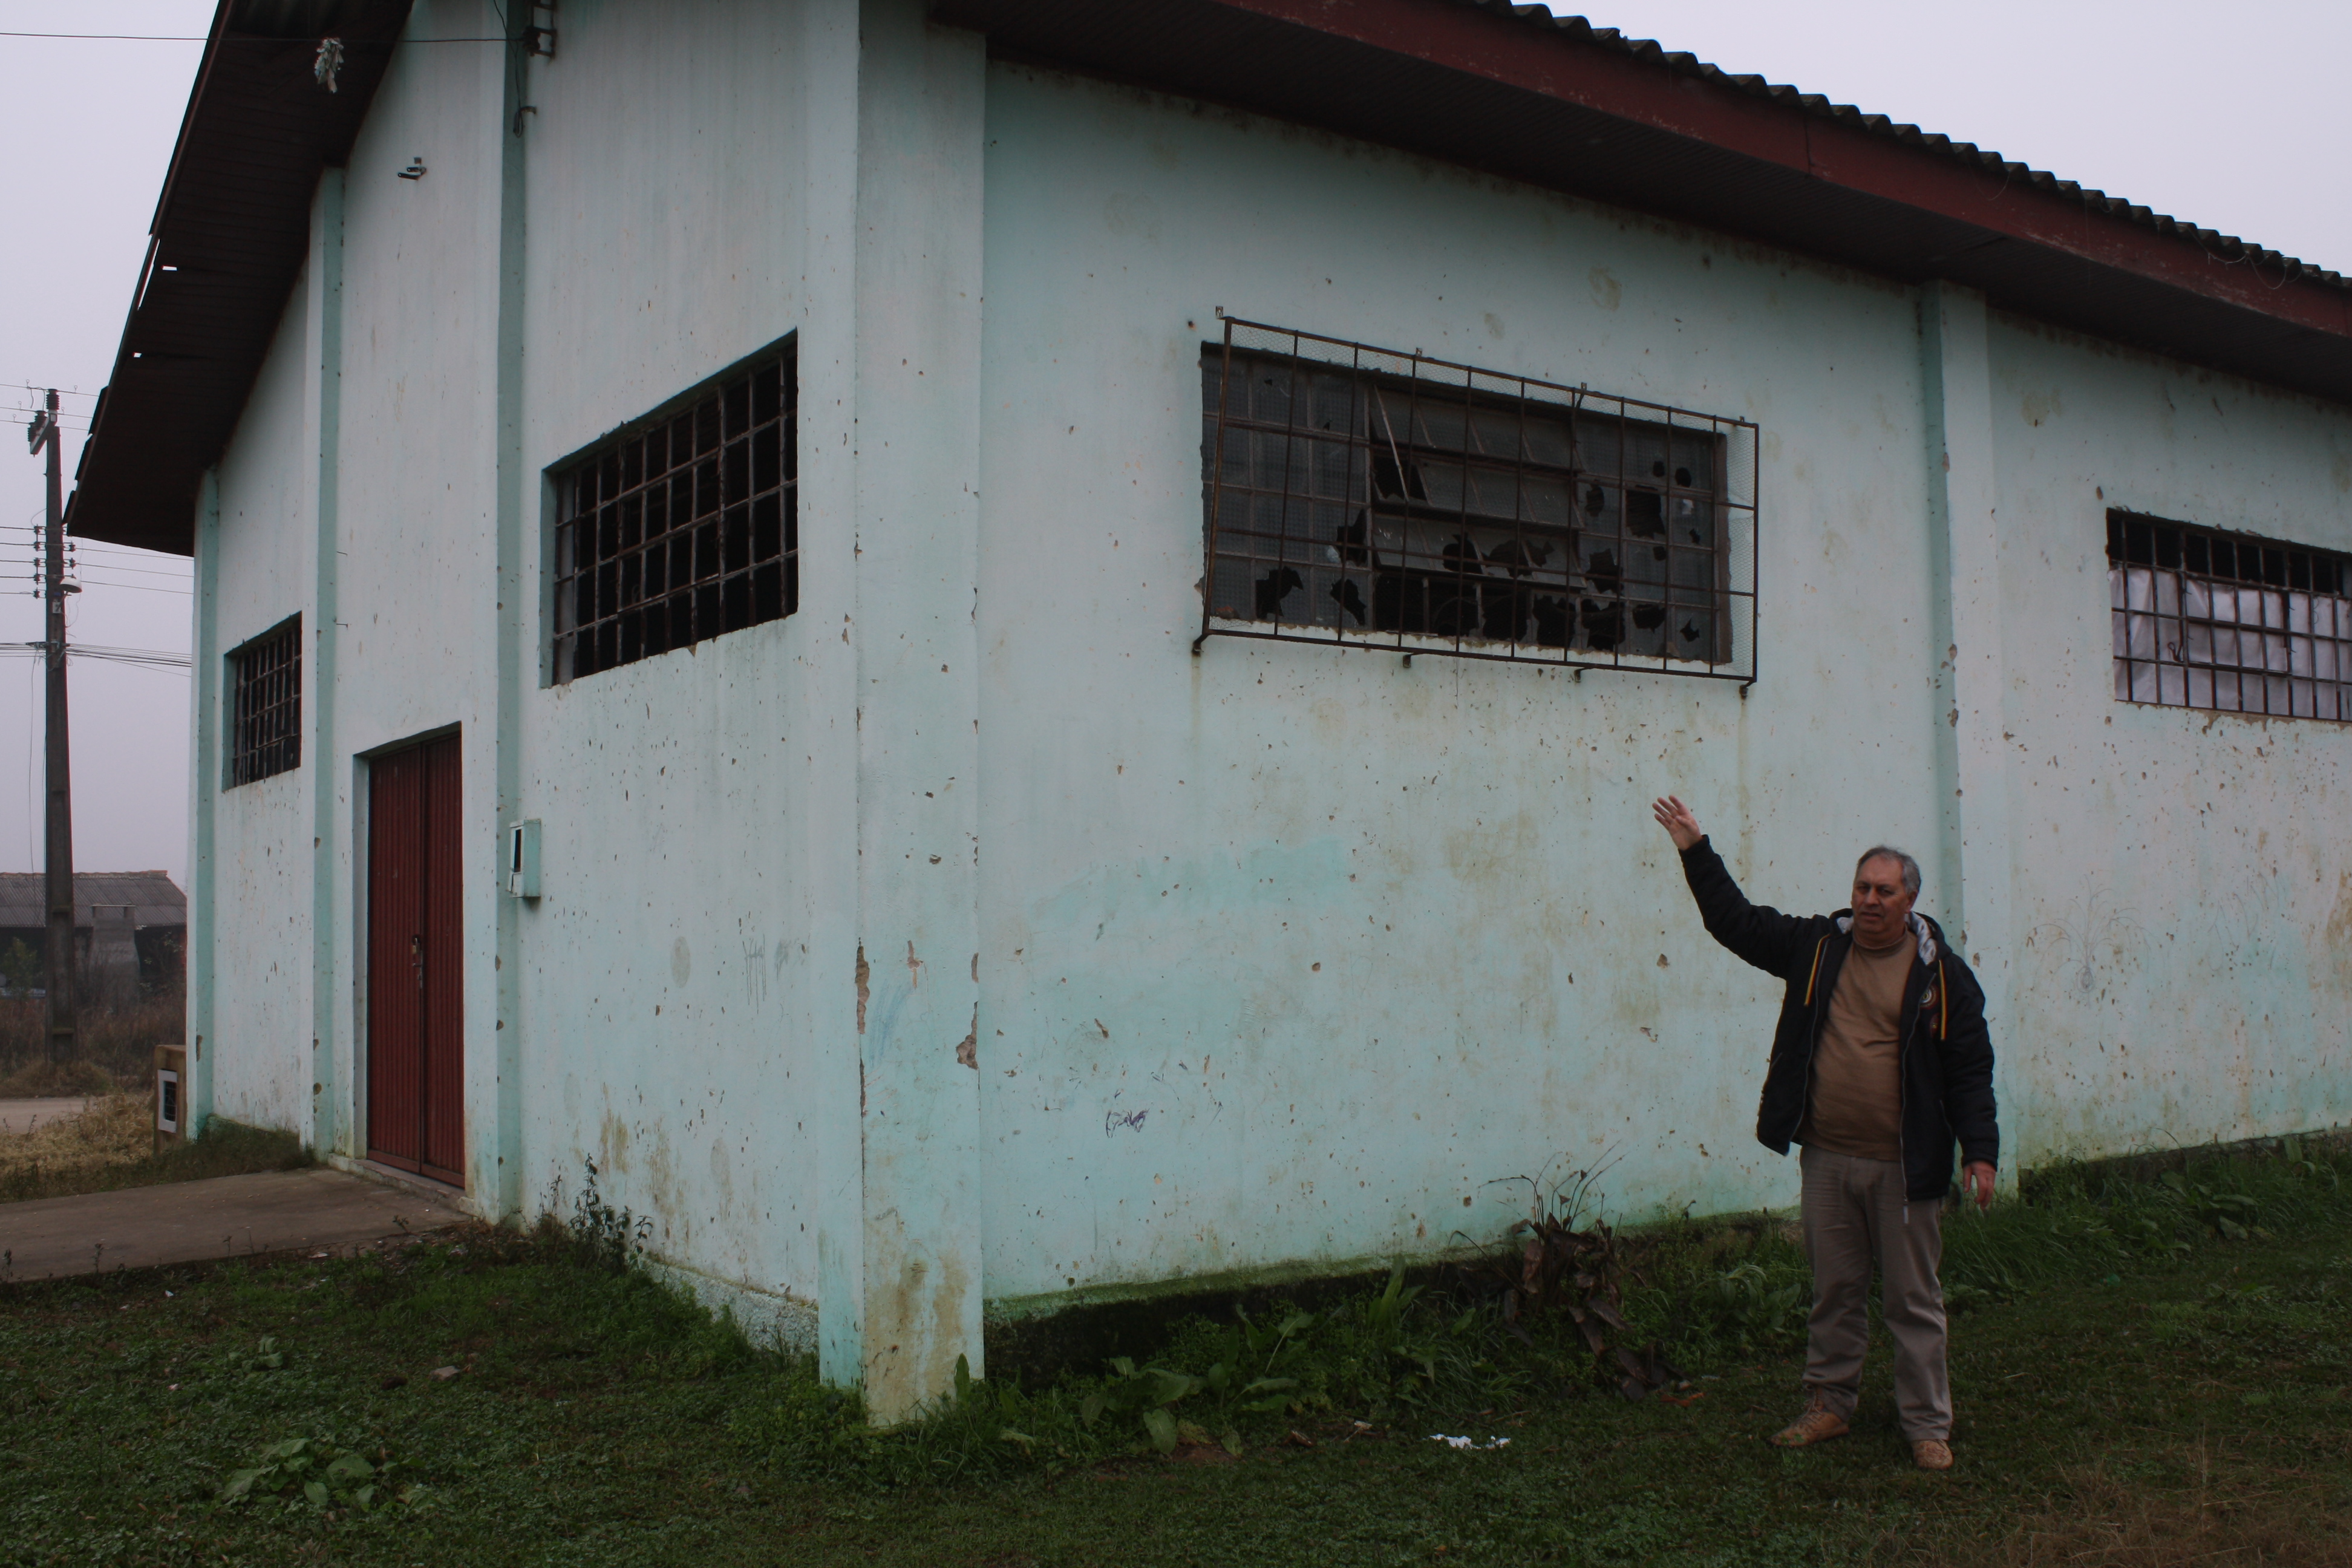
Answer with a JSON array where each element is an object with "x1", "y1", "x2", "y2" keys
[{"x1": 2, "y1": 1, "x2": 2346, "y2": 889}]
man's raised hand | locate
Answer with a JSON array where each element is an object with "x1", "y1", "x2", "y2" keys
[{"x1": 1651, "y1": 795, "x2": 1704, "y2": 852}]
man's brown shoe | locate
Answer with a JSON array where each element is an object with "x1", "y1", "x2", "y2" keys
[
  {"x1": 1769, "y1": 1398, "x2": 1849, "y2": 1448},
  {"x1": 1912, "y1": 1439, "x2": 1954, "y2": 1471}
]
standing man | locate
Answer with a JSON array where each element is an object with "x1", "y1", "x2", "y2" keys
[{"x1": 1651, "y1": 795, "x2": 1997, "y2": 1472}]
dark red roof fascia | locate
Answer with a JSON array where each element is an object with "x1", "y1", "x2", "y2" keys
[
  {"x1": 1218, "y1": 0, "x2": 2350, "y2": 338},
  {"x1": 938, "y1": 0, "x2": 2352, "y2": 398}
]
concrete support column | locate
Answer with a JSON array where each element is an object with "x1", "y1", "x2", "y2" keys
[
  {"x1": 188, "y1": 471, "x2": 223, "y2": 1134},
  {"x1": 488, "y1": 12, "x2": 531, "y2": 1223},
  {"x1": 808, "y1": 0, "x2": 988, "y2": 1422},
  {"x1": 307, "y1": 168, "x2": 347, "y2": 1157},
  {"x1": 1921, "y1": 281, "x2": 2018, "y2": 1170}
]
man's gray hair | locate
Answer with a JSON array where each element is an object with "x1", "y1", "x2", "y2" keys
[{"x1": 1855, "y1": 845, "x2": 1922, "y2": 898}]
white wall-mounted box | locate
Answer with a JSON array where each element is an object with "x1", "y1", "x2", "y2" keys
[{"x1": 506, "y1": 818, "x2": 541, "y2": 900}]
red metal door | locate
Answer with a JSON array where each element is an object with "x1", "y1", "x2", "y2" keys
[
  {"x1": 366, "y1": 733, "x2": 464, "y2": 1186},
  {"x1": 419, "y1": 735, "x2": 465, "y2": 1183}
]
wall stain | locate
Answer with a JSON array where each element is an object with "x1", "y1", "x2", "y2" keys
[
  {"x1": 2024, "y1": 882, "x2": 2143, "y2": 998},
  {"x1": 2325, "y1": 872, "x2": 2352, "y2": 995}
]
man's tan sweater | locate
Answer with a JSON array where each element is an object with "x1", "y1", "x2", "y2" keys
[{"x1": 1797, "y1": 936, "x2": 1912, "y2": 1161}]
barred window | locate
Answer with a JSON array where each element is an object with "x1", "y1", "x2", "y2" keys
[
  {"x1": 227, "y1": 616, "x2": 301, "y2": 786},
  {"x1": 552, "y1": 342, "x2": 797, "y2": 684},
  {"x1": 2108, "y1": 510, "x2": 2352, "y2": 722},
  {"x1": 1199, "y1": 319, "x2": 1757, "y2": 680}
]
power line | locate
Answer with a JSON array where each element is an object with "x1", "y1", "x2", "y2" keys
[
  {"x1": 0, "y1": 29, "x2": 209, "y2": 39},
  {"x1": 1, "y1": 544, "x2": 194, "y2": 569},
  {"x1": 0, "y1": 30, "x2": 504, "y2": 42},
  {"x1": 1, "y1": 558, "x2": 189, "y2": 577},
  {"x1": 1, "y1": 578, "x2": 191, "y2": 598},
  {"x1": 0, "y1": 550, "x2": 191, "y2": 575},
  {"x1": 66, "y1": 642, "x2": 192, "y2": 663},
  {"x1": 5, "y1": 639, "x2": 190, "y2": 658},
  {"x1": 0, "y1": 529, "x2": 191, "y2": 561},
  {"x1": 2, "y1": 651, "x2": 189, "y2": 668},
  {"x1": 0, "y1": 554, "x2": 193, "y2": 580},
  {"x1": 1, "y1": 645, "x2": 191, "y2": 671}
]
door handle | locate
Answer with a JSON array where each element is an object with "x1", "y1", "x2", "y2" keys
[{"x1": 411, "y1": 933, "x2": 424, "y2": 991}]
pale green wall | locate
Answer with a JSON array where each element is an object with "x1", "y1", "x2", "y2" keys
[
  {"x1": 968, "y1": 64, "x2": 2352, "y2": 1304},
  {"x1": 188, "y1": 7, "x2": 2351, "y2": 1423},
  {"x1": 1985, "y1": 315, "x2": 2352, "y2": 1156}
]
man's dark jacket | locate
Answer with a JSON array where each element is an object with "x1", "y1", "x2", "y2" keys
[{"x1": 1679, "y1": 837, "x2": 1999, "y2": 1201}]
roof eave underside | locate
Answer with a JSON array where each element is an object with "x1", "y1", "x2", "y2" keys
[
  {"x1": 936, "y1": 0, "x2": 2352, "y2": 405},
  {"x1": 67, "y1": 0, "x2": 415, "y2": 556}
]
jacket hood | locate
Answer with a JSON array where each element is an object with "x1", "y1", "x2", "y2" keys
[{"x1": 1831, "y1": 909, "x2": 1941, "y2": 966}]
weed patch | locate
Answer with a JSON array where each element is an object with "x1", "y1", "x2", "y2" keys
[{"x1": 216, "y1": 1433, "x2": 426, "y2": 1516}]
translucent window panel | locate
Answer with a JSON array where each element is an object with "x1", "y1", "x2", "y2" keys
[{"x1": 2107, "y1": 523, "x2": 2352, "y2": 722}]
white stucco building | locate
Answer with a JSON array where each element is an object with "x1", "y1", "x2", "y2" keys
[{"x1": 68, "y1": 0, "x2": 2352, "y2": 1417}]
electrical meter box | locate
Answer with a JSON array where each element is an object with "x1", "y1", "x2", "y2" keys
[
  {"x1": 154, "y1": 1044, "x2": 188, "y2": 1152},
  {"x1": 506, "y1": 818, "x2": 541, "y2": 899}
]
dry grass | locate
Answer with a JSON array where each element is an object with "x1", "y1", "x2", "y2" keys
[
  {"x1": 1916, "y1": 1446, "x2": 2352, "y2": 1567},
  {"x1": 0, "y1": 1088, "x2": 310, "y2": 1203},
  {"x1": 0, "y1": 1090, "x2": 153, "y2": 1185},
  {"x1": 0, "y1": 1056, "x2": 124, "y2": 1098}
]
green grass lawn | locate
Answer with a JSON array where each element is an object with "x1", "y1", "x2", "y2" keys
[{"x1": 2, "y1": 1163, "x2": 2349, "y2": 1567}]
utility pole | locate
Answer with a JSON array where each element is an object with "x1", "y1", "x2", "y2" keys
[{"x1": 27, "y1": 391, "x2": 75, "y2": 1065}]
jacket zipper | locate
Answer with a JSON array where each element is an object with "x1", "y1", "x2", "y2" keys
[
  {"x1": 1796, "y1": 935, "x2": 1829, "y2": 1147},
  {"x1": 1897, "y1": 950, "x2": 1926, "y2": 1226}
]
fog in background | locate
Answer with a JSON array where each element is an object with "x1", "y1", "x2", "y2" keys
[
  {"x1": 2, "y1": 1, "x2": 2345, "y2": 889},
  {"x1": 2, "y1": 1, "x2": 211, "y2": 887}
]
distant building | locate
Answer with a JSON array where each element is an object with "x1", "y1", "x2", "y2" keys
[
  {"x1": 0, "y1": 872, "x2": 187, "y2": 995},
  {"x1": 65, "y1": 1, "x2": 2352, "y2": 1420}
]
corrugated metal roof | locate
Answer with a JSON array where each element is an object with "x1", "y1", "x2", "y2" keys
[
  {"x1": 938, "y1": 0, "x2": 2352, "y2": 399},
  {"x1": 0, "y1": 872, "x2": 188, "y2": 930},
  {"x1": 1517, "y1": 5, "x2": 2339, "y2": 288}
]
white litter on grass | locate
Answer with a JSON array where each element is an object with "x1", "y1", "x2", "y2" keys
[{"x1": 1429, "y1": 1434, "x2": 1511, "y2": 1450}]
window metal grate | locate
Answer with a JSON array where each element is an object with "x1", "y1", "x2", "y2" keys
[
  {"x1": 227, "y1": 616, "x2": 301, "y2": 786},
  {"x1": 552, "y1": 343, "x2": 798, "y2": 684},
  {"x1": 2108, "y1": 509, "x2": 2352, "y2": 722},
  {"x1": 1199, "y1": 318, "x2": 1758, "y2": 681}
]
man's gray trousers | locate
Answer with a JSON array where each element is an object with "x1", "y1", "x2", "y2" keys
[{"x1": 1797, "y1": 1146, "x2": 1952, "y2": 1442}]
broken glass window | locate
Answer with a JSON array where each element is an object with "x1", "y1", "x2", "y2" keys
[{"x1": 1201, "y1": 321, "x2": 1756, "y2": 681}]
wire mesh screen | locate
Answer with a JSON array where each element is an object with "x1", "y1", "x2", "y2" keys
[
  {"x1": 1200, "y1": 319, "x2": 1758, "y2": 681},
  {"x1": 552, "y1": 343, "x2": 798, "y2": 684},
  {"x1": 2108, "y1": 510, "x2": 2352, "y2": 722},
  {"x1": 227, "y1": 616, "x2": 301, "y2": 787}
]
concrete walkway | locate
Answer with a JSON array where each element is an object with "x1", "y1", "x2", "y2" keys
[
  {"x1": 0, "y1": 1097, "x2": 94, "y2": 1135},
  {"x1": 0, "y1": 1168, "x2": 471, "y2": 1282}
]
